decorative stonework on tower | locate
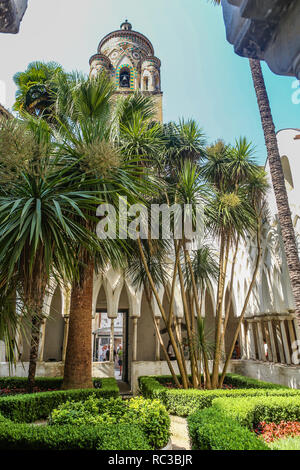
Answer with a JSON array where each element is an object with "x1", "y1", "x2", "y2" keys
[{"x1": 89, "y1": 20, "x2": 163, "y2": 121}]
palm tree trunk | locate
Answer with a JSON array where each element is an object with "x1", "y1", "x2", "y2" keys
[
  {"x1": 62, "y1": 257, "x2": 94, "y2": 389},
  {"x1": 221, "y1": 235, "x2": 240, "y2": 349},
  {"x1": 219, "y1": 217, "x2": 262, "y2": 387},
  {"x1": 27, "y1": 313, "x2": 43, "y2": 393},
  {"x1": 177, "y1": 261, "x2": 198, "y2": 388},
  {"x1": 249, "y1": 59, "x2": 300, "y2": 327},
  {"x1": 27, "y1": 257, "x2": 47, "y2": 393},
  {"x1": 144, "y1": 286, "x2": 181, "y2": 388},
  {"x1": 211, "y1": 233, "x2": 230, "y2": 387},
  {"x1": 137, "y1": 239, "x2": 189, "y2": 388}
]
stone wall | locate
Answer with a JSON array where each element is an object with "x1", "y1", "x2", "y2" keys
[{"x1": 231, "y1": 359, "x2": 300, "y2": 389}]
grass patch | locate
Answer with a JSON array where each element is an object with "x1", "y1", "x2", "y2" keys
[{"x1": 268, "y1": 436, "x2": 300, "y2": 450}]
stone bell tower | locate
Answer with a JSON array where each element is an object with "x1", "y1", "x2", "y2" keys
[{"x1": 89, "y1": 20, "x2": 163, "y2": 121}]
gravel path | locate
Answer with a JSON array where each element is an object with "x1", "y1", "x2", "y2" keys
[{"x1": 170, "y1": 415, "x2": 191, "y2": 450}]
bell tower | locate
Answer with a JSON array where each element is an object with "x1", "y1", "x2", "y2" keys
[{"x1": 89, "y1": 20, "x2": 163, "y2": 121}]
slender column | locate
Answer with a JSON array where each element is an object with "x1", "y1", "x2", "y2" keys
[
  {"x1": 264, "y1": 321, "x2": 273, "y2": 362},
  {"x1": 109, "y1": 318, "x2": 115, "y2": 362},
  {"x1": 240, "y1": 322, "x2": 247, "y2": 359},
  {"x1": 268, "y1": 320, "x2": 278, "y2": 363},
  {"x1": 155, "y1": 317, "x2": 160, "y2": 361},
  {"x1": 280, "y1": 320, "x2": 291, "y2": 364},
  {"x1": 288, "y1": 319, "x2": 298, "y2": 365},
  {"x1": 0, "y1": 340, "x2": 5, "y2": 362},
  {"x1": 37, "y1": 319, "x2": 46, "y2": 362},
  {"x1": 293, "y1": 318, "x2": 300, "y2": 341},
  {"x1": 177, "y1": 318, "x2": 182, "y2": 342},
  {"x1": 62, "y1": 315, "x2": 70, "y2": 362},
  {"x1": 274, "y1": 321, "x2": 285, "y2": 363},
  {"x1": 256, "y1": 321, "x2": 266, "y2": 361},
  {"x1": 246, "y1": 323, "x2": 256, "y2": 359},
  {"x1": 132, "y1": 317, "x2": 138, "y2": 361}
]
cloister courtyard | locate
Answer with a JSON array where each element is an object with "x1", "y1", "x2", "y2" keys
[{"x1": 0, "y1": 0, "x2": 300, "y2": 454}]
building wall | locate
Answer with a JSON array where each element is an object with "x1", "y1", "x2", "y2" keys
[{"x1": 43, "y1": 287, "x2": 64, "y2": 362}]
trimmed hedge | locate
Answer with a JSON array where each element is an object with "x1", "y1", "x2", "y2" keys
[
  {"x1": 0, "y1": 376, "x2": 104, "y2": 391},
  {"x1": 50, "y1": 396, "x2": 170, "y2": 449},
  {"x1": 0, "y1": 420, "x2": 150, "y2": 450},
  {"x1": 154, "y1": 373, "x2": 287, "y2": 389},
  {"x1": 0, "y1": 379, "x2": 152, "y2": 450},
  {"x1": 212, "y1": 395, "x2": 300, "y2": 429},
  {"x1": 187, "y1": 408, "x2": 268, "y2": 451},
  {"x1": 0, "y1": 378, "x2": 119, "y2": 423},
  {"x1": 139, "y1": 376, "x2": 299, "y2": 417}
]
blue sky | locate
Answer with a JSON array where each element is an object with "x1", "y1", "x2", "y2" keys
[{"x1": 0, "y1": 0, "x2": 299, "y2": 164}]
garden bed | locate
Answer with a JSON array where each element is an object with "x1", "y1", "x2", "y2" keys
[
  {"x1": 187, "y1": 395, "x2": 300, "y2": 450},
  {"x1": 0, "y1": 385, "x2": 170, "y2": 450}
]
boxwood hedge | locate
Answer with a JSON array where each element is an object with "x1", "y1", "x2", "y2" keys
[
  {"x1": 0, "y1": 376, "x2": 105, "y2": 391},
  {"x1": 0, "y1": 419, "x2": 150, "y2": 450},
  {"x1": 0, "y1": 379, "x2": 152, "y2": 450},
  {"x1": 0, "y1": 378, "x2": 119, "y2": 423},
  {"x1": 187, "y1": 408, "x2": 268, "y2": 451},
  {"x1": 212, "y1": 395, "x2": 300, "y2": 429},
  {"x1": 187, "y1": 395, "x2": 300, "y2": 450},
  {"x1": 139, "y1": 375, "x2": 299, "y2": 417}
]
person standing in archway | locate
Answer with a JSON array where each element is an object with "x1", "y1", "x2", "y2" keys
[{"x1": 118, "y1": 345, "x2": 123, "y2": 377}]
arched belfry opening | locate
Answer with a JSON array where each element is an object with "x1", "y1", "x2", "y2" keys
[{"x1": 119, "y1": 68, "x2": 130, "y2": 88}]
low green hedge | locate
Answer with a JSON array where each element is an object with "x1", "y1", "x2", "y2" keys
[
  {"x1": 187, "y1": 408, "x2": 268, "y2": 451},
  {"x1": 0, "y1": 378, "x2": 119, "y2": 423},
  {"x1": 0, "y1": 380, "x2": 153, "y2": 450},
  {"x1": 0, "y1": 420, "x2": 150, "y2": 450},
  {"x1": 0, "y1": 376, "x2": 104, "y2": 391},
  {"x1": 155, "y1": 373, "x2": 287, "y2": 390},
  {"x1": 212, "y1": 395, "x2": 300, "y2": 429},
  {"x1": 139, "y1": 376, "x2": 299, "y2": 417}
]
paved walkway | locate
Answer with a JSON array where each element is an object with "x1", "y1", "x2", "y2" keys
[{"x1": 170, "y1": 415, "x2": 191, "y2": 450}]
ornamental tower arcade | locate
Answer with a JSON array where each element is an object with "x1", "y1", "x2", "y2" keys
[{"x1": 89, "y1": 20, "x2": 163, "y2": 121}]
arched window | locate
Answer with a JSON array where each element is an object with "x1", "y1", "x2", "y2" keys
[
  {"x1": 281, "y1": 155, "x2": 294, "y2": 190},
  {"x1": 119, "y1": 68, "x2": 130, "y2": 88},
  {"x1": 143, "y1": 76, "x2": 149, "y2": 91}
]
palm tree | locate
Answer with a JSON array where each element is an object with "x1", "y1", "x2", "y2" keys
[
  {"x1": 0, "y1": 117, "x2": 99, "y2": 391},
  {"x1": 210, "y1": 0, "x2": 300, "y2": 328},
  {"x1": 13, "y1": 62, "x2": 63, "y2": 121},
  {"x1": 219, "y1": 168, "x2": 269, "y2": 386},
  {"x1": 54, "y1": 74, "x2": 157, "y2": 389},
  {"x1": 249, "y1": 60, "x2": 300, "y2": 325}
]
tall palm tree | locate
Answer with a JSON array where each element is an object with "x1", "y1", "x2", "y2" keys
[
  {"x1": 0, "y1": 117, "x2": 99, "y2": 391},
  {"x1": 55, "y1": 74, "x2": 157, "y2": 389},
  {"x1": 219, "y1": 168, "x2": 269, "y2": 386},
  {"x1": 210, "y1": 0, "x2": 300, "y2": 327},
  {"x1": 249, "y1": 60, "x2": 300, "y2": 325}
]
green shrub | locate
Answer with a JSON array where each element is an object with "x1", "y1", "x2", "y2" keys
[
  {"x1": 0, "y1": 418, "x2": 150, "y2": 450},
  {"x1": 50, "y1": 395, "x2": 170, "y2": 449},
  {"x1": 0, "y1": 381, "x2": 154, "y2": 450},
  {"x1": 154, "y1": 373, "x2": 286, "y2": 390},
  {"x1": 126, "y1": 396, "x2": 170, "y2": 449},
  {"x1": 0, "y1": 376, "x2": 104, "y2": 391},
  {"x1": 187, "y1": 408, "x2": 268, "y2": 450},
  {"x1": 223, "y1": 374, "x2": 287, "y2": 390},
  {"x1": 0, "y1": 378, "x2": 119, "y2": 423},
  {"x1": 139, "y1": 376, "x2": 299, "y2": 417},
  {"x1": 212, "y1": 396, "x2": 300, "y2": 429}
]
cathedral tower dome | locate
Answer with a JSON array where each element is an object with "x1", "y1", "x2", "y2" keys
[{"x1": 89, "y1": 21, "x2": 163, "y2": 120}]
